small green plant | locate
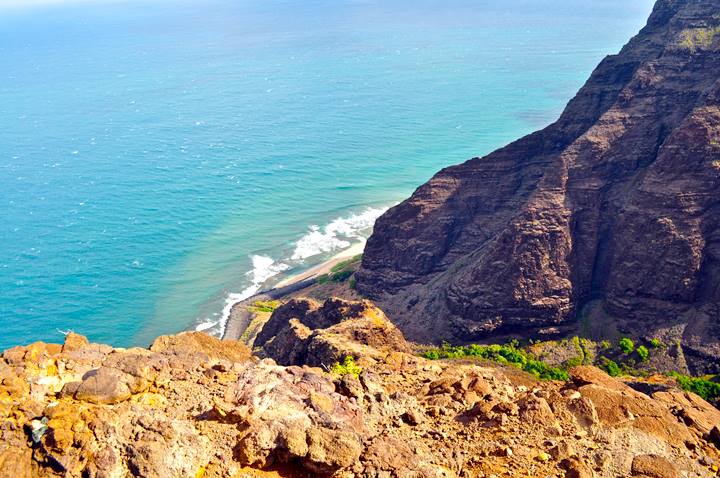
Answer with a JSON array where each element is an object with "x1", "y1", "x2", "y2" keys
[
  {"x1": 599, "y1": 340, "x2": 612, "y2": 350},
  {"x1": 600, "y1": 357, "x2": 622, "y2": 377},
  {"x1": 348, "y1": 278, "x2": 357, "y2": 290},
  {"x1": 669, "y1": 372, "x2": 720, "y2": 402},
  {"x1": 618, "y1": 337, "x2": 635, "y2": 354},
  {"x1": 636, "y1": 345, "x2": 649, "y2": 362},
  {"x1": 317, "y1": 274, "x2": 330, "y2": 284},
  {"x1": 650, "y1": 338, "x2": 663, "y2": 349},
  {"x1": 329, "y1": 356, "x2": 362, "y2": 378},
  {"x1": 250, "y1": 300, "x2": 281, "y2": 313}
]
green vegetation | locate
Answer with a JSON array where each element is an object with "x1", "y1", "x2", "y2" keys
[
  {"x1": 330, "y1": 356, "x2": 362, "y2": 378},
  {"x1": 316, "y1": 254, "x2": 362, "y2": 284},
  {"x1": 330, "y1": 254, "x2": 362, "y2": 273},
  {"x1": 600, "y1": 357, "x2": 622, "y2": 377},
  {"x1": 680, "y1": 26, "x2": 720, "y2": 52},
  {"x1": 618, "y1": 337, "x2": 635, "y2": 354},
  {"x1": 422, "y1": 342, "x2": 569, "y2": 381},
  {"x1": 599, "y1": 340, "x2": 612, "y2": 351},
  {"x1": 669, "y1": 372, "x2": 720, "y2": 402},
  {"x1": 636, "y1": 345, "x2": 649, "y2": 362},
  {"x1": 650, "y1": 338, "x2": 663, "y2": 349},
  {"x1": 348, "y1": 278, "x2": 357, "y2": 290},
  {"x1": 250, "y1": 300, "x2": 281, "y2": 313}
]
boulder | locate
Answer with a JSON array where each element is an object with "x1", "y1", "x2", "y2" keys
[
  {"x1": 61, "y1": 333, "x2": 89, "y2": 353},
  {"x1": 74, "y1": 367, "x2": 132, "y2": 405}
]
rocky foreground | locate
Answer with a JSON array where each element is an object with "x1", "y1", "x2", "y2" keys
[{"x1": 2, "y1": 298, "x2": 720, "y2": 478}]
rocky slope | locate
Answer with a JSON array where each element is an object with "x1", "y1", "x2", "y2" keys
[
  {"x1": 2, "y1": 299, "x2": 720, "y2": 477},
  {"x1": 356, "y1": 0, "x2": 720, "y2": 373}
]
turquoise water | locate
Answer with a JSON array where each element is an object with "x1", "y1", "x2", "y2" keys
[{"x1": 0, "y1": 0, "x2": 654, "y2": 349}]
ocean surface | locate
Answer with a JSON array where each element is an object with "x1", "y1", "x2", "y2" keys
[{"x1": 0, "y1": 0, "x2": 655, "y2": 349}]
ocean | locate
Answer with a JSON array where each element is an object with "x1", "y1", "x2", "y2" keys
[{"x1": 0, "y1": 0, "x2": 655, "y2": 349}]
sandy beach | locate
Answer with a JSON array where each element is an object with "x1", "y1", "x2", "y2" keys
[
  {"x1": 222, "y1": 240, "x2": 366, "y2": 341},
  {"x1": 275, "y1": 240, "x2": 366, "y2": 288}
]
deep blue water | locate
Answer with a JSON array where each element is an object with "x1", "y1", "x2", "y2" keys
[{"x1": 0, "y1": 0, "x2": 655, "y2": 349}]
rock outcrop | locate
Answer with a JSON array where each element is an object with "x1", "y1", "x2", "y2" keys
[
  {"x1": 255, "y1": 297, "x2": 411, "y2": 367},
  {"x1": 2, "y1": 323, "x2": 720, "y2": 477},
  {"x1": 356, "y1": 0, "x2": 720, "y2": 373}
]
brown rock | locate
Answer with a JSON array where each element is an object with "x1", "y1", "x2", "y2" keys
[
  {"x1": 0, "y1": 448, "x2": 32, "y2": 478},
  {"x1": 61, "y1": 333, "x2": 89, "y2": 353},
  {"x1": 631, "y1": 454, "x2": 679, "y2": 478},
  {"x1": 258, "y1": 298, "x2": 410, "y2": 367},
  {"x1": 74, "y1": 367, "x2": 132, "y2": 405},
  {"x1": 560, "y1": 457, "x2": 594, "y2": 478},
  {"x1": 150, "y1": 331, "x2": 251, "y2": 364},
  {"x1": 306, "y1": 427, "x2": 362, "y2": 473}
]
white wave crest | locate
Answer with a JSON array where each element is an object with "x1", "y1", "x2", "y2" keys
[
  {"x1": 291, "y1": 207, "x2": 387, "y2": 261},
  {"x1": 215, "y1": 255, "x2": 289, "y2": 337}
]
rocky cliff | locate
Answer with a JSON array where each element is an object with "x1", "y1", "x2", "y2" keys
[
  {"x1": 356, "y1": 0, "x2": 720, "y2": 373},
  {"x1": 2, "y1": 300, "x2": 720, "y2": 478}
]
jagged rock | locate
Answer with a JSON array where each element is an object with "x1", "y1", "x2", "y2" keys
[
  {"x1": 226, "y1": 360, "x2": 363, "y2": 473},
  {"x1": 257, "y1": 298, "x2": 411, "y2": 367},
  {"x1": 61, "y1": 333, "x2": 89, "y2": 353},
  {"x1": 356, "y1": 0, "x2": 720, "y2": 373}
]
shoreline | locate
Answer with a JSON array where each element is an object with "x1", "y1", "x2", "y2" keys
[{"x1": 221, "y1": 240, "x2": 366, "y2": 341}]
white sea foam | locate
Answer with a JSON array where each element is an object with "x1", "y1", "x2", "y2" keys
[
  {"x1": 203, "y1": 206, "x2": 388, "y2": 338},
  {"x1": 291, "y1": 207, "x2": 387, "y2": 261},
  {"x1": 212, "y1": 255, "x2": 289, "y2": 337}
]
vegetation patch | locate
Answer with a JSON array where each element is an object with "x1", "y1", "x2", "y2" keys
[
  {"x1": 669, "y1": 372, "x2": 720, "y2": 402},
  {"x1": 422, "y1": 342, "x2": 569, "y2": 381},
  {"x1": 250, "y1": 300, "x2": 281, "y2": 313},
  {"x1": 317, "y1": 254, "x2": 362, "y2": 284},
  {"x1": 329, "y1": 356, "x2": 362, "y2": 378},
  {"x1": 680, "y1": 26, "x2": 720, "y2": 52},
  {"x1": 618, "y1": 337, "x2": 635, "y2": 354},
  {"x1": 330, "y1": 254, "x2": 362, "y2": 274}
]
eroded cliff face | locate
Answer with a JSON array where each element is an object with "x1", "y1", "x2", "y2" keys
[{"x1": 356, "y1": 0, "x2": 720, "y2": 371}]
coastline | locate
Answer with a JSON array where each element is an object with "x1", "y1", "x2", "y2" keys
[{"x1": 222, "y1": 240, "x2": 366, "y2": 341}]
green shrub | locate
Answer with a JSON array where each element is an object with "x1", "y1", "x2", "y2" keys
[
  {"x1": 669, "y1": 372, "x2": 720, "y2": 402},
  {"x1": 599, "y1": 340, "x2": 611, "y2": 350},
  {"x1": 317, "y1": 274, "x2": 330, "y2": 284},
  {"x1": 600, "y1": 357, "x2": 622, "y2": 377},
  {"x1": 330, "y1": 270, "x2": 353, "y2": 282},
  {"x1": 348, "y1": 278, "x2": 357, "y2": 290},
  {"x1": 422, "y1": 342, "x2": 568, "y2": 381},
  {"x1": 636, "y1": 345, "x2": 649, "y2": 362},
  {"x1": 563, "y1": 356, "x2": 583, "y2": 369},
  {"x1": 650, "y1": 338, "x2": 663, "y2": 349},
  {"x1": 330, "y1": 356, "x2": 362, "y2": 378},
  {"x1": 618, "y1": 337, "x2": 635, "y2": 354},
  {"x1": 250, "y1": 300, "x2": 281, "y2": 313}
]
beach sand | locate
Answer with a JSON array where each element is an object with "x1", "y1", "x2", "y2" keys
[
  {"x1": 275, "y1": 239, "x2": 366, "y2": 288},
  {"x1": 222, "y1": 240, "x2": 366, "y2": 341}
]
